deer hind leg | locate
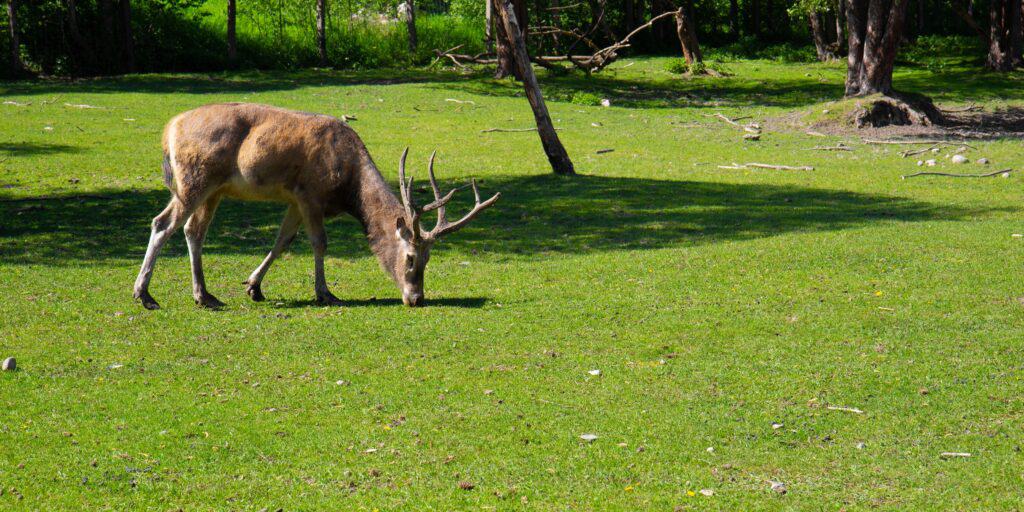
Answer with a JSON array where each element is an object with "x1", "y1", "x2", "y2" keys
[
  {"x1": 244, "y1": 204, "x2": 302, "y2": 302},
  {"x1": 298, "y1": 204, "x2": 343, "y2": 306},
  {"x1": 134, "y1": 197, "x2": 191, "y2": 310},
  {"x1": 184, "y1": 193, "x2": 225, "y2": 309}
]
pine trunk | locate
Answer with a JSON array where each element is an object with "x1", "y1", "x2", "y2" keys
[
  {"x1": 493, "y1": 0, "x2": 574, "y2": 175},
  {"x1": 119, "y1": 0, "x2": 135, "y2": 72},
  {"x1": 7, "y1": 0, "x2": 23, "y2": 74},
  {"x1": 227, "y1": 0, "x2": 237, "y2": 65},
  {"x1": 316, "y1": 0, "x2": 328, "y2": 65}
]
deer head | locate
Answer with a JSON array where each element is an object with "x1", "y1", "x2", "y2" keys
[{"x1": 392, "y1": 148, "x2": 500, "y2": 307}]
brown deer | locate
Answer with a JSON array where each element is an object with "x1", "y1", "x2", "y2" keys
[{"x1": 133, "y1": 103, "x2": 499, "y2": 309}]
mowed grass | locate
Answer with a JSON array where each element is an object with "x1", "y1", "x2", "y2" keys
[{"x1": 1, "y1": 57, "x2": 1023, "y2": 510}]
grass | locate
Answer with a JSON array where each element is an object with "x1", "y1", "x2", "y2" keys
[{"x1": 1, "y1": 56, "x2": 1023, "y2": 509}]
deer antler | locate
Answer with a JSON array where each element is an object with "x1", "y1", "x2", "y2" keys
[{"x1": 396, "y1": 148, "x2": 500, "y2": 242}]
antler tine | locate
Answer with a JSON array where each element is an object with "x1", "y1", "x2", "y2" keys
[
  {"x1": 427, "y1": 181, "x2": 501, "y2": 239},
  {"x1": 397, "y1": 148, "x2": 422, "y2": 237},
  {"x1": 421, "y1": 150, "x2": 459, "y2": 213}
]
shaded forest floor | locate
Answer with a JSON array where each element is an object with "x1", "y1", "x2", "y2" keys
[{"x1": 1, "y1": 56, "x2": 1023, "y2": 510}]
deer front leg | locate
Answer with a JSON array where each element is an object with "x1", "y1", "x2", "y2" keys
[
  {"x1": 300, "y1": 206, "x2": 343, "y2": 306},
  {"x1": 134, "y1": 197, "x2": 190, "y2": 310},
  {"x1": 244, "y1": 205, "x2": 302, "y2": 302},
  {"x1": 184, "y1": 194, "x2": 225, "y2": 309}
]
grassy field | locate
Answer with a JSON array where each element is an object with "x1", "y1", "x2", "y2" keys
[{"x1": 1, "y1": 57, "x2": 1023, "y2": 510}]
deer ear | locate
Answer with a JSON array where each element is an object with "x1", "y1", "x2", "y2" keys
[{"x1": 395, "y1": 217, "x2": 414, "y2": 242}]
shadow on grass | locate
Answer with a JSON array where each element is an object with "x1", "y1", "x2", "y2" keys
[
  {"x1": 272, "y1": 297, "x2": 488, "y2": 308},
  {"x1": 0, "y1": 173, "x2": 990, "y2": 267},
  {"x1": 0, "y1": 142, "x2": 83, "y2": 157}
]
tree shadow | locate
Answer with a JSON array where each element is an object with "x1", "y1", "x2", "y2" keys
[
  {"x1": 0, "y1": 174, "x2": 993, "y2": 267},
  {"x1": 0, "y1": 142, "x2": 83, "y2": 157}
]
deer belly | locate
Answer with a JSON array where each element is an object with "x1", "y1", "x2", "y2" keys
[{"x1": 223, "y1": 170, "x2": 294, "y2": 203}]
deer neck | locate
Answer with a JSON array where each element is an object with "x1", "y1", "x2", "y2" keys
[{"x1": 351, "y1": 161, "x2": 405, "y2": 279}]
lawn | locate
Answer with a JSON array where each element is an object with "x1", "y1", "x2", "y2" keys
[{"x1": 1, "y1": 57, "x2": 1023, "y2": 510}]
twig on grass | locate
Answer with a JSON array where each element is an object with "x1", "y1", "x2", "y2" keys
[
  {"x1": 595, "y1": 148, "x2": 615, "y2": 154},
  {"x1": 807, "y1": 144, "x2": 852, "y2": 151},
  {"x1": 481, "y1": 127, "x2": 541, "y2": 133},
  {"x1": 864, "y1": 138, "x2": 977, "y2": 150},
  {"x1": 826, "y1": 405, "x2": 864, "y2": 414},
  {"x1": 939, "y1": 452, "x2": 972, "y2": 459},
  {"x1": 704, "y1": 113, "x2": 761, "y2": 133},
  {"x1": 718, "y1": 162, "x2": 814, "y2": 171},
  {"x1": 901, "y1": 169, "x2": 1014, "y2": 179}
]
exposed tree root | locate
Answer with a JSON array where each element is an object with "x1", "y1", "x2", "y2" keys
[{"x1": 850, "y1": 93, "x2": 944, "y2": 128}]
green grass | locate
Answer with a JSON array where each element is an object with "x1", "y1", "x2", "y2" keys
[{"x1": 1, "y1": 56, "x2": 1023, "y2": 509}]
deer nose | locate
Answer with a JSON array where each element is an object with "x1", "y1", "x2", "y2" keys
[{"x1": 403, "y1": 292, "x2": 423, "y2": 307}]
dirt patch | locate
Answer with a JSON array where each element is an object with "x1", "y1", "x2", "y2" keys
[{"x1": 767, "y1": 96, "x2": 1024, "y2": 140}]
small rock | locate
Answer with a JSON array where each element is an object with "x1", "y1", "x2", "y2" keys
[
  {"x1": 2, "y1": 357, "x2": 15, "y2": 371},
  {"x1": 107, "y1": 363, "x2": 123, "y2": 370},
  {"x1": 706, "y1": 446, "x2": 714, "y2": 453},
  {"x1": 856, "y1": 442, "x2": 866, "y2": 450},
  {"x1": 925, "y1": 159, "x2": 937, "y2": 167},
  {"x1": 931, "y1": 147, "x2": 940, "y2": 153},
  {"x1": 1001, "y1": 172, "x2": 1011, "y2": 178},
  {"x1": 916, "y1": 160, "x2": 923, "y2": 166},
  {"x1": 580, "y1": 433, "x2": 599, "y2": 442},
  {"x1": 821, "y1": 109, "x2": 830, "y2": 114},
  {"x1": 771, "y1": 422, "x2": 784, "y2": 430},
  {"x1": 600, "y1": 99, "x2": 611, "y2": 107},
  {"x1": 769, "y1": 480, "x2": 787, "y2": 494},
  {"x1": 483, "y1": 389, "x2": 494, "y2": 395},
  {"x1": 588, "y1": 369, "x2": 601, "y2": 376},
  {"x1": 951, "y1": 154, "x2": 968, "y2": 164},
  {"x1": 335, "y1": 379, "x2": 349, "y2": 386},
  {"x1": 976, "y1": 157, "x2": 989, "y2": 165},
  {"x1": 699, "y1": 489, "x2": 715, "y2": 496}
]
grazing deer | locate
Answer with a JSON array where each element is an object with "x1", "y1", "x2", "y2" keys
[{"x1": 133, "y1": 103, "x2": 499, "y2": 309}]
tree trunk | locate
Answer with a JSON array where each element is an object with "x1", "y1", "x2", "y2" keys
[
  {"x1": 810, "y1": 11, "x2": 836, "y2": 61},
  {"x1": 845, "y1": 0, "x2": 908, "y2": 96},
  {"x1": 65, "y1": 0, "x2": 96, "y2": 73},
  {"x1": 752, "y1": 0, "x2": 761, "y2": 35},
  {"x1": 405, "y1": 0, "x2": 417, "y2": 53},
  {"x1": 99, "y1": 0, "x2": 115, "y2": 72},
  {"x1": 494, "y1": 0, "x2": 527, "y2": 79},
  {"x1": 119, "y1": 0, "x2": 135, "y2": 72},
  {"x1": 626, "y1": 0, "x2": 636, "y2": 30},
  {"x1": 729, "y1": 0, "x2": 739, "y2": 37},
  {"x1": 953, "y1": 0, "x2": 988, "y2": 44},
  {"x1": 674, "y1": 8, "x2": 702, "y2": 64},
  {"x1": 987, "y1": 0, "x2": 1022, "y2": 70},
  {"x1": 587, "y1": 0, "x2": 616, "y2": 43},
  {"x1": 835, "y1": 0, "x2": 845, "y2": 50},
  {"x1": 316, "y1": 0, "x2": 328, "y2": 65},
  {"x1": 493, "y1": 0, "x2": 574, "y2": 175},
  {"x1": 6, "y1": 0, "x2": 24, "y2": 75},
  {"x1": 485, "y1": 0, "x2": 494, "y2": 52},
  {"x1": 227, "y1": 0, "x2": 237, "y2": 65}
]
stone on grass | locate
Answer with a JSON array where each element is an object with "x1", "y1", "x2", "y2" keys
[
  {"x1": 951, "y1": 154, "x2": 968, "y2": 164},
  {"x1": 2, "y1": 357, "x2": 15, "y2": 371}
]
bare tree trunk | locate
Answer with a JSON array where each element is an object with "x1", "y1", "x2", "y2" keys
[
  {"x1": 493, "y1": 0, "x2": 574, "y2": 175},
  {"x1": 810, "y1": 11, "x2": 836, "y2": 61},
  {"x1": 6, "y1": 0, "x2": 24, "y2": 75},
  {"x1": 494, "y1": 0, "x2": 527, "y2": 79},
  {"x1": 835, "y1": 0, "x2": 845, "y2": 49},
  {"x1": 65, "y1": 0, "x2": 96, "y2": 73},
  {"x1": 316, "y1": 0, "x2": 328, "y2": 65},
  {"x1": 729, "y1": 0, "x2": 739, "y2": 37},
  {"x1": 227, "y1": 0, "x2": 237, "y2": 65},
  {"x1": 405, "y1": 0, "x2": 417, "y2": 53},
  {"x1": 846, "y1": 0, "x2": 908, "y2": 96},
  {"x1": 485, "y1": 0, "x2": 494, "y2": 52},
  {"x1": 674, "y1": 8, "x2": 702, "y2": 64},
  {"x1": 119, "y1": 0, "x2": 135, "y2": 72},
  {"x1": 987, "y1": 0, "x2": 1022, "y2": 70}
]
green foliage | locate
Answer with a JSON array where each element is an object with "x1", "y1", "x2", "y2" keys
[
  {"x1": 2, "y1": 57, "x2": 1024, "y2": 509},
  {"x1": 899, "y1": 35, "x2": 985, "y2": 72},
  {"x1": 569, "y1": 91, "x2": 603, "y2": 106},
  {"x1": 707, "y1": 36, "x2": 817, "y2": 63}
]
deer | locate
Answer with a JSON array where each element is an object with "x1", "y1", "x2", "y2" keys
[{"x1": 133, "y1": 103, "x2": 500, "y2": 310}]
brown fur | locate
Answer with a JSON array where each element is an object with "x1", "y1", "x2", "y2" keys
[{"x1": 135, "y1": 103, "x2": 432, "y2": 309}]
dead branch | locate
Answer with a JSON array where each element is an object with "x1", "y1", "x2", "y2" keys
[
  {"x1": 595, "y1": 148, "x2": 614, "y2": 154},
  {"x1": 718, "y1": 162, "x2": 814, "y2": 171},
  {"x1": 863, "y1": 138, "x2": 970, "y2": 146},
  {"x1": 807, "y1": 144, "x2": 852, "y2": 151},
  {"x1": 901, "y1": 169, "x2": 1014, "y2": 179},
  {"x1": 826, "y1": 405, "x2": 864, "y2": 414},
  {"x1": 481, "y1": 127, "x2": 539, "y2": 133},
  {"x1": 545, "y1": 2, "x2": 584, "y2": 11},
  {"x1": 899, "y1": 145, "x2": 939, "y2": 158},
  {"x1": 704, "y1": 113, "x2": 761, "y2": 134}
]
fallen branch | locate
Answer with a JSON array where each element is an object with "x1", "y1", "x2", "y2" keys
[
  {"x1": 863, "y1": 138, "x2": 974, "y2": 149},
  {"x1": 901, "y1": 169, "x2": 1014, "y2": 179},
  {"x1": 64, "y1": 103, "x2": 105, "y2": 109},
  {"x1": 2, "y1": 100, "x2": 30, "y2": 106},
  {"x1": 704, "y1": 113, "x2": 761, "y2": 134},
  {"x1": 595, "y1": 148, "x2": 615, "y2": 154},
  {"x1": 481, "y1": 127, "x2": 539, "y2": 133},
  {"x1": 808, "y1": 144, "x2": 852, "y2": 151},
  {"x1": 826, "y1": 405, "x2": 864, "y2": 414},
  {"x1": 899, "y1": 145, "x2": 940, "y2": 158},
  {"x1": 719, "y1": 162, "x2": 814, "y2": 171},
  {"x1": 939, "y1": 452, "x2": 971, "y2": 459}
]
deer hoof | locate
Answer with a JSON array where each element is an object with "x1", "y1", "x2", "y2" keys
[
  {"x1": 315, "y1": 292, "x2": 344, "y2": 307},
  {"x1": 195, "y1": 293, "x2": 226, "y2": 309},
  {"x1": 135, "y1": 290, "x2": 161, "y2": 310},
  {"x1": 246, "y1": 283, "x2": 265, "y2": 302}
]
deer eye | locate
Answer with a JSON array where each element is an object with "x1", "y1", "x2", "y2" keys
[{"x1": 406, "y1": 254, "x2": 415, "y2": 267}]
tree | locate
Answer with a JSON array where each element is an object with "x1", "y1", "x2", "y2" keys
[
  {"x1": 494, "y1": 0, "x2": 527, "y2": 79},
  {"x1": 65, "y1": 0, "x2": 96, "y2": 73},
  {"x1": 404, "y1": 0, "x2": 417, "y2": 53},
  {"x1": 493, "y1": 0, "x2": 575, "y2": 174},
  {"x1": 986, "y1": 0, "x2": 1022, "y2": 70},
  {"x1": 6, "y1": 0, "x2": 24, "y2": 75},
  {"x1": 316, "y1": 0, "x2": 328, "y2": 65},
  {"x1": 809, "y1": 11, "x2": 837, "y2": 61},
  {"x1": 119, "y1": 0, "x2": 135, "y2": 72},
  {"x1": 675, "y1": 5, "x2": 702, "y2": 65},
  {"x1": 845, "y1": 0, "x2": 909, "y2": 96},
  {"x1": 227, "y1": 0, "x2": 237, "y2": 65}
]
